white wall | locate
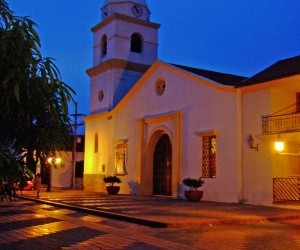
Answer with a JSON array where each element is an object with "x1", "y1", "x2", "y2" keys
[
  {"x1": 85, "y1": 62, "x2": 240, "y2": 202},
  {"x1": 51, "y1": 151, "x2": 84, "y2": 188},
  {"x1": 241, "y1": 76, "x2": 300, "y2": 205}
]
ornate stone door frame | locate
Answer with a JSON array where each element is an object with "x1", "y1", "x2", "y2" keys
[{"x1": 137, "y1": 111, "x2": 183, "y2": 198}]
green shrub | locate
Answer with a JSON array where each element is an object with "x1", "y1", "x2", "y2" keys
[
  {"x1": 103, "y1": 175, "x2": 121, "y2": 186},
  {"x1": 183, "y1": 177, "x2": 204, "y2": 190}
]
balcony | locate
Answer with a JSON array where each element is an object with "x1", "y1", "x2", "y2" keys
[
  {"x1": 262, "y1": 113, "x2": 300, "y2": 134},
  {"x1": 262, "y1": 103, "x2": 300, "y2": 135}
]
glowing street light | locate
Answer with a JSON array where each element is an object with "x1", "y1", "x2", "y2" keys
[
  {"x1": 47, "y1": 157, "x2": 62, "y2": 165},
  {"x1": 274, "y1": 135, "x2": 284, "y2": 153},
  {"x1": 55, "y1": 157, "x2": 62, "y2": 164}
]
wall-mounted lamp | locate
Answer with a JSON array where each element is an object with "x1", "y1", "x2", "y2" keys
[
  {"x1": 248, "y1": 134, "x2": 258, "y2": 151},
  {"x1": 274, "y1": 135, "x2": 284, "y2": 153}
]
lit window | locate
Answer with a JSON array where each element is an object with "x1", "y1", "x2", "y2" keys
[{"x1": 202, "y1": 135, "x2": 217, "y2": 178}]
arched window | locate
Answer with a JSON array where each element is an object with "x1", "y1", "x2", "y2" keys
[
  {"x1": 130, "y1": 33, "x2": 142, "y2": 53},
  {"x1": 101, "y1": 35, "x2": 107, "y2": 56}
]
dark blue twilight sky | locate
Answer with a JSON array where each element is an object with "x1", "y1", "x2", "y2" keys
[{"x1": 9, "y1": 0, "x2": 300, "y2": 125}]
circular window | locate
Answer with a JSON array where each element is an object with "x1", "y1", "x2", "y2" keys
[
  {"x1": 155, "y1": 78, "x2": 166, "y2": 96},
  {"x1": 98, "y1": 90, "x2": 104, "y2": 102}
]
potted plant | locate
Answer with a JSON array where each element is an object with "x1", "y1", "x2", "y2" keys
[
  {"x1": 183, "y1": 177, "x2": 205, "y2": 202},
  {"x1": 103, "y1": 175, "x2": 121, "y2": 195}
]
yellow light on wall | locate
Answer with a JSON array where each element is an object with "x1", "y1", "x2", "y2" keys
[{"x1": 274, "y1": 141, "x2": 284, "y2": 152}]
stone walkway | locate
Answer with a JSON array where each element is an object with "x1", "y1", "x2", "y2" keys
[
  {"x1": 20, "y1": 190, "x2": 300, "y2": 228},
  {"x1": 1, "y1": 193, "x2": 300, "y2": 249}
]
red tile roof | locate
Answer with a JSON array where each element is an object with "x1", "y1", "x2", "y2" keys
[
  {"x1": 237, "y1": 55, "x2": 300, "y2": 87},
  {"x1": 172, "y1": 64, "x2": 247, "y2": 86}
]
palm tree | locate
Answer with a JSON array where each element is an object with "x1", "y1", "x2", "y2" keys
[{"x1": 0, "y1": 0, "x2": 75, "y2": 186}]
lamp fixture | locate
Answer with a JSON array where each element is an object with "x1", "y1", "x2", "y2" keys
[
  {"x1": 248, "y1": 134, "x2": 258, "y2": 151},
  {"x1": 274, "y1": 135, "x2": 284, "y2": 153}
]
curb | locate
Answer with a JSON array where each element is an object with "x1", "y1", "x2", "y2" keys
[{"x1": 19, "y1": 196, "x2": 168, "y2": 228}]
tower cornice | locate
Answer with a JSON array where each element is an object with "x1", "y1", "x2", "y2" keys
[
  {"x1": 86, "y1": 59, "x2": 151, "y2": 77},
  {"x1": 91, "y1": 13, "x2": 160, "y2": 33}
]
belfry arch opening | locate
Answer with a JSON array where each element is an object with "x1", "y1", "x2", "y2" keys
[{"x1": 130, "y1": 33, "x2": 142, "y2": 53}]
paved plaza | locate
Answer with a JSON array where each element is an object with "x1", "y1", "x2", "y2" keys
[
  {"x1": 20, "y1": 190, "x2": 300, "y2": 228},
  {"x1": 0, "y1": 190, "x2": 299, "y2": 249}
]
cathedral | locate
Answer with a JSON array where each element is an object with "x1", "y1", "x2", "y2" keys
[{"x1": 83, "y1": 0, "x2": 300, "y2": 206}]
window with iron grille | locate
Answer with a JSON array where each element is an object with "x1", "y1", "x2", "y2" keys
[{"x1": 202, "y1": 135, "x2": 217, "y2": 178}]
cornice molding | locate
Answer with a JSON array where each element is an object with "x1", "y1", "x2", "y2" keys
[
  {"x1": 92, "y1": 13, "x2": 160, "y2": 33},
  {"x1": 86, "y1": 59, "x2": 151, "y2": 77}
]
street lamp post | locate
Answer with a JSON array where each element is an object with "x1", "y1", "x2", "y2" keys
[{"x1": 70, "y1": 102, "x2": 84, "y2": 189}]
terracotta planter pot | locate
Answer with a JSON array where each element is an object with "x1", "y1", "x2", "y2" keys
[
  {"x1": 106, "y1": 186, "x2": 120, "y2": 195},
  {"x1": 184, "y1": 190, "x2": 203, "y2": 202}
]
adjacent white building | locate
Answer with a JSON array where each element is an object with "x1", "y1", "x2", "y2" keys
[
  {"x1": 83, "y1": 0, "x2": 300, "y2": 206},
  {"x1": 51, "y1": 135, "x2": 85, "y2": 189}
]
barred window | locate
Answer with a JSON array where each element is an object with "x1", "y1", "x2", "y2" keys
[{"x1": 202, "y1": 135, "x2": 216, "y2": 178}]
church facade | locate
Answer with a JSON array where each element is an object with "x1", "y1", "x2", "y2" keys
[{"x1": 83, "y1": 0, "x2": 300, "y2": 206}]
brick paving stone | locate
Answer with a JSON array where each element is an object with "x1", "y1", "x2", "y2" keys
[
  {"x1": 20, "y1": 190, "x2": 300, "y2": 229},
  {"x1": 1, "y1": 192, "x2": 299, "y2": 250},
  {"x1": 0, "y1": 238, "x2": 8, "y2": 244},
  {"x1": 0, "y1": 233, "x2": 16, "y2": 242}
]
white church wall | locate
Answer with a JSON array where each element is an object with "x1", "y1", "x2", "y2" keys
[
  {"x1": 115, "y1": 20, "x2": 158, "y2": 65},
  {"x1": 90, "y1": 73, "x2": 111, "y2": 113},
  {"x1": 85, "y1": 0, "x2": 300, "y2": 206},
  {"x1": 92, "y1": 19, "x2": 158, "y2": 66},
  {"x1": 109, "y1": 63, "x2": 240, "y2": 202},
  {"x1": 84, "y1": 112, "x2": 115, "y2": 191},
  {"x1": 89, "y1": 68, "x2": 145, "y2": 113},
  {"x1": 242, "y1": 88, "x2": 274, "y2": 205}
]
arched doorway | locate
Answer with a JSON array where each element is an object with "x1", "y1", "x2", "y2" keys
[{"x1": 153, "y1": 134, "x2": 172, "y2": 196}]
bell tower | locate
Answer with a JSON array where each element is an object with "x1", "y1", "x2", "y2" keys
[{"x1": 87, "y1": 0, "x2": 160, "y2": 114}]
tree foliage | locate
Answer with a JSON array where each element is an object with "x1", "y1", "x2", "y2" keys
[{"x1": 0, "y1": 0, "x2": 75, "y2": 180}]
